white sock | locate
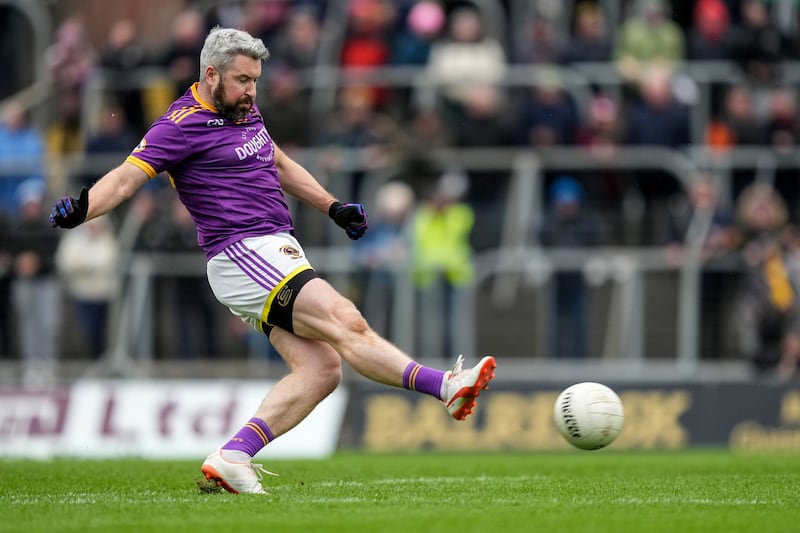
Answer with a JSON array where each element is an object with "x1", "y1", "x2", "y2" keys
[{"x1": 220, "y1": 449, "x2": 251, "y2": 462}]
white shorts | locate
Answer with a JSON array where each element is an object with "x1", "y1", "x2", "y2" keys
[{"x1": 206, "y1": 232, "x2": 317, "y2": 334}]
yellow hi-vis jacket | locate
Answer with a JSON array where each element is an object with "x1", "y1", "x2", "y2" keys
[{"x1": 412, "y1": 202, "x2": 475, "y2": 288}]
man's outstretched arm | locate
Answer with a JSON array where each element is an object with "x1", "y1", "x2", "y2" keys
[
  {"x1": 50, "y1": 162, "x2": 150, "y2": 228},
  {"x1": 273, "y1": 144, "x2": 367, "y2": 239}
]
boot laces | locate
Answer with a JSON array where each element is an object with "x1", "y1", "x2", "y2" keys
[
  {"x1": 250, "y1": 462, "x2": 279, "y2": 480},
  {"x1": 450, "y1": 354, "x2": 465, "y2": 376}
]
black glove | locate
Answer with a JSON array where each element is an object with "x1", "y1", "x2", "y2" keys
[
  {"x1": 329, "y1": 201, "x2": 368, "y2": 240},
  {"x1": 49, "y1": 187, "x2": 89, "y2": 229}
]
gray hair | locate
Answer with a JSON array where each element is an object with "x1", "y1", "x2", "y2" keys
[{"x1": 199, "y1": 26, "x2": 270, "y2": 79}]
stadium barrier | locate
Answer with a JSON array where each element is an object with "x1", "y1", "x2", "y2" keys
[
  {"x1": 5, "y1": 144, "x2": 793, "y2": 382},
  {"x1": 346, "y1": 381, "x2": 800, "y2": 452},
  {"x1": 4, "y1": 139, "x2": 800, "y2": 379},
  {"x1": 0, "y1": 379, "x2": 347, "y2": 459},
  {"x1": 50, "y1": 146, "x2": 729, "y2": 377},
  {"x1": 2, "y1": 378, "x2": 798, "y2": 458}
]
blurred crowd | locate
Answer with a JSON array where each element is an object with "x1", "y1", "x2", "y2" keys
[{"x1": 3, "y1": 0, "x2": 800, "y2": 383}]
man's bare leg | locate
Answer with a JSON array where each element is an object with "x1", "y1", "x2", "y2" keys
[
  {"x1": 290, "y1": 278, "x2": 413, "y2": 386},
  {"x1": 201, "y1": 330, "x2": 342, "y2": 493},
  {"x1": 290, "y1": 278, "x2": 496, "y2": 419},
  {"x1": 252, "y1": 329, "x2": 342, "y2": 436},
  {"x1": 202, "y1": 278, "x2": 495, "y2": 493}
]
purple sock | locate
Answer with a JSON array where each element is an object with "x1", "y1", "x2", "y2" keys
[
  {"x1": 402, "y1": 362, "x2": 445, "y2": 400},
  {"x1": 222, "y1": 418, "x2": 274, "y2": 457}
]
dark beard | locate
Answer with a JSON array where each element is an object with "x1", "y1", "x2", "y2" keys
[{"x1": 212, "y1": 83, "x2": 252, "y2": 123}]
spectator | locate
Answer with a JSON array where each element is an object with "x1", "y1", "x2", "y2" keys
[
  {"x1": 315, "y1": 86, "x2": 405, "y2": 200},
  {"x1": 688, "y1": 0, "x2": 739, "y2": 61},
  {"x1": 98, "y1": 18, "x2": 149, "y2": 137},
  {"x1": 733, "y1": 182, "x2": 800, "y2": 378},
  {"x1": 781, "y1": 225, "x2": 800, "y2": 378},
  {"x1": 664, "y1": 172, "x2": 740, "y2": 359},
  {"x1": 737, "y1": 182, "x2": 790, "y2": 267},
  {"x1": 156, "y1": 8, "x2": 205, "y2": 101},
  {"x1": 737, "y1": 231, "x2": 800, "y2": 379},
  {"x1": 614, "y1": 0, "x2": 685, "y2": 86},
  {"x1": 451, "y1": 83, "x2": 515, "y2": 147},
  {"x1": 390, "y1": 0, "x2": 444, "y2": 66},
  {"x1": 562, "y1": 2, "x2": 612, "y2": 64},
  {"x1": 128, "y1": 184, "x2": 162, "y2": 251},
  {"x1": 341, "y1": 0, "x2": 392, "y2": 68},
  {"x1": 161, "y1": 195, "x2": 221, "y2": 360},
  {"x1": 737, "y1": 0, "x2": 794, "y2": 83},
  {"x1": 404, "y1": 107, "x2": 451, "y2": 154},
  {"x1": 665, "y1": 172, "x2": 739, "y2": 261},
  {"x1": 0, "y1": 99, "x2": 45, "y2": 218},
  {"x1": 55, "y1": 217, "x2": 120, "y2": 359},
  {"x1": 575, "y1": 94, "x2": 627, "y2": 227},
  {"x1": 45, "y1": 17, "x2": 95, "y2": 156},
  {"x1": 269, "y1": 6, "x2": 322, "y2": 71},
  {"x1": 0, "y1": 100, "x2": 39, "y2": 358},
  {"x1": 242, "y1": 0, "x2": 291, "y2": 46},
  {"x1": 0, "y1": 6, "x2": 33, "y2": 98},
  {"x1": 706, "y1": 83, "x2": 768, "y2": 150},
  {"x1": 576, "y1": 93, "x2": 623, "y2": 156},
  {"x1": 623, "y1": 65, "x2": 691, "y2": 242},
  {"x1": 688, "y1": 0, "x2": 741, "y2": 129},
  {"x1": 625, "y1": 65, "x2": 691, "y2": 148},
  {"x1": 395, "y1": 107, "x2": 452, "y2": 194},
  {"x1": 132, "y1": 187, "x2": 220, "y2": 359},
  {"x1": 516, "y1": 67, "x2": 579, "y2": 147},
  {"x1": 354, "y1": 180, "x2": 415, "y2": 337},
  {"x1": 204, "y1": 1, "x2": 245, "y2": 30},
  {"x1": 8, "y1": 179, "x2": 62, "y2": 386},
  {"x1": 423, "y1": 6, "x2": 507, "y2": 119},
  {"x1": 513, "y1": 13, "x2": 568, "y2": 65},
  {"x1": 294, "y1": 0, "x2": 329, "y2": 19},
  {"x1": 538, "y1": 175, "x2": 609, "y2": 359},
  {"x1": 258, "y1": 69, "x2": 312, "y2": 149},
  {"x1": 389, "y1": 0, "x2": 445, "y2": 115},
  {"x1": 765, "y1": 86, "x2": 800, "y2": 151},
  {"x1": 411, "y1": 170, "x2": 474, "y2": 358},
  {"x1": 340, "y1": 0, "x2": 394, "y2": 108},
  {"x1": 0, "y1": 208, "x2": 10, "y2": 357},
  {"x1": 77, "y1": 103, "x2": 138, "y2": 190}
]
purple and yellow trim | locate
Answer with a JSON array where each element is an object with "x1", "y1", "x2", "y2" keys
[
  {"x1": 167, "y1": 105, "x2": 204, "y2": 124},
  {"x1": 245, "y1": 420, "x2": 272, "y2": 446},
  {"x1": 126, "y1": 155, "x2": 157, "y2": 178},
  {"x1": 191, "y1": 83, "x2": 217, "y2": 112},
  {"x1": 403, "y1": 362, "x2": 423, "y2": 391}
]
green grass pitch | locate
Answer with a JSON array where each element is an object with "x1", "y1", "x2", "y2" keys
[{"x1": 2, "y1": 450, "x2": 799, "y2": 533}]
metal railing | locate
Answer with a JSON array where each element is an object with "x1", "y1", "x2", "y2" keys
[{"x1": 54, "y1": 144, "x2": 749, "y2": 382}]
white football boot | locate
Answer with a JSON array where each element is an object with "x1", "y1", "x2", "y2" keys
[
  {"x1": 441, "y1": 354, "x2": 497, "y2": 420},
  {"x1": 201, "y1": 448, "x2": 277, "y2": 494}
]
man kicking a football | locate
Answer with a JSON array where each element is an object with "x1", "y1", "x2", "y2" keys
[{"x1": 50, "y1": 26, "x2": 496, "y2": 494}]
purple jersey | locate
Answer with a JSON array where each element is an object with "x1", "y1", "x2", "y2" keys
[{"x1": 126, "y1": 83, "x2": 293, "y2": 259}]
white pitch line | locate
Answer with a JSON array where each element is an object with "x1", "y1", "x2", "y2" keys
[
  {"x1": 613, "y1": 497, "x2": 774, "y2": 506},
  {"x1": 5, "y1": 493, "x2": 200, "y2": 505},
  {"x1": 291, "y1": 477, "x2": 788, "y2": 507},
  {"x1": 312, "y1": 475, "x2": 540, "y2": 488}
]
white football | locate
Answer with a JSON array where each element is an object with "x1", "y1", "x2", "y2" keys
[{"x1": 553, "y1": 382, "x2": 624, "y2": 450}]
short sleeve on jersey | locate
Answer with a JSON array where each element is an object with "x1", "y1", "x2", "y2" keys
[{"x1": 126, "y1": 119, "x2": 193, "y2": 178}]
